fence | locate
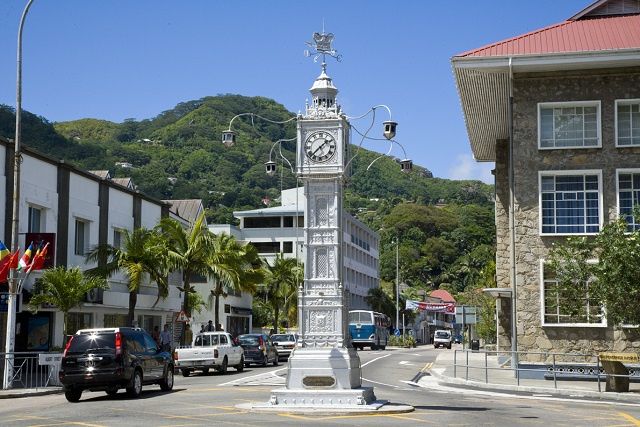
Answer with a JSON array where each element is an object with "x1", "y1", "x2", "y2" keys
[
  {"x1": 0, "y1": 352, "x2": 62, "y2": 390},
  {"x1": 451, "y1": 349, "x2": 640, "y2": 393}
]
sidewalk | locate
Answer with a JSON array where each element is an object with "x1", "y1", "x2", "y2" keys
[
  {"x1": 0, "y1": 386, "x2": 62, "y2": 399},
  {"x1": 421, "y1": 348, "x2": 640, "y2": 403}
]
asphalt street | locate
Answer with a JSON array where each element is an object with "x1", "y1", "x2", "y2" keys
[{"x1": 2, "y1": 346, "x2": 640, "y2": 426}]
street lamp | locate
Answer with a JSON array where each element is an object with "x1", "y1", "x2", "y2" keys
[{"x1": 4, "y1": 0, "x2": 35, "y2": 390}]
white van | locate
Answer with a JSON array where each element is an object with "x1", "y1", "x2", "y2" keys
[{"x1": 433, "y1": 330, "x2": 452, "y2": 349}]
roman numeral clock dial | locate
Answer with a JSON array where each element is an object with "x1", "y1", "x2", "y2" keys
[{"x1": 304, "y1": 131, "x2": 337, "y2": 163}]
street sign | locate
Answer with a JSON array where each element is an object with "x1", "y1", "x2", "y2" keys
[
  {"x1": 175, "y1": 310, "x2": 189, "y2": 322},
  {"x1": 455, "y1": 306, "x2": 477, "y2": 324},
  {"x1": 394, "y1": 329, "x2": 400, "y2": 336}
]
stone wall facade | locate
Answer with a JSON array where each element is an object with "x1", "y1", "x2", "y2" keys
[{"x1": 495, "y1": 68, "x2": 640, "y2": 361}]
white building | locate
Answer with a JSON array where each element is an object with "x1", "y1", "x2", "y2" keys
[
  {"x1": 0, "y1": 137, "x2": 182, "y2": 351},
  {"x1": 210, "y1": 187, "x2": 380, "y2": 312}
]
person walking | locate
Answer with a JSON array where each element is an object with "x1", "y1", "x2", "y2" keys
[
  {"x1": 184, "y1": 323, "x2": 193, "y2": 346},
  {"x1": 152, "y1": 325, "x2": 161, "y2": 345},
  {"x1": 160, "y1": 324, "x2": 172, "y2": 353}
]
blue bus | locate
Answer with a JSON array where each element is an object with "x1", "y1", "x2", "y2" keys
[{"x1": 348, "y1": 310, "x2": 390, "y2": 350}]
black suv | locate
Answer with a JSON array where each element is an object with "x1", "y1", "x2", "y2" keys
[{"x1": 59, "y1": 327, "x2": 174, "y2": 402}]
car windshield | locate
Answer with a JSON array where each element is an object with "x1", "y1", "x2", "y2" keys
[
  {"x1": 238, "y1": 335, "x2": 260, "y2": 346},
  {"x1": 67, "y1": 333, "x2": 115, "y2": 354},
  {"x1": 435, "y1": 331, "x2": 450, "y2": 339},
  {"x1": 271, "y1": 335, "x2": 295, "y2": 342}
]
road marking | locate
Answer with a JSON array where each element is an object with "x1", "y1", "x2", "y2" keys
[
  {"x1": 219, "y1": 367, "x2": 287, "y2": 386},
  {"x1": 618, "y1": 412, "x2": 640, "y2": 426},
  {"x1": 398, "y1": 360, "x2": 414, "y2": 365},
  {"x1": 361, "y1": 353, "x2": 392, "y2": 367},
  {"x1": 420, "y1": 362, "x2": 433, "y2": 372}
]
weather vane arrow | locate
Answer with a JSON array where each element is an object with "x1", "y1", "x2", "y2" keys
[{"x1": 304, "y1": 30, "x2": 342, "y2": 63}]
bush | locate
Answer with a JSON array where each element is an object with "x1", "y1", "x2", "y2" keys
[{"x1": 388, "y1": 335, "x2": 416, "y2": 347}]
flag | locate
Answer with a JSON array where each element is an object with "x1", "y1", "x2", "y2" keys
[
  {"x1": 28, "y1": 242, "x2": 49, "y2": 273},
  {"x1": 0, "y1": 240, "x2": 9, "y2": 262},
  {"x1": 17, "y1": 242, "x2": 33, "y2": 271},
  {"x1": 0, "y1": 250, "x2": 20, "y2": 283}
]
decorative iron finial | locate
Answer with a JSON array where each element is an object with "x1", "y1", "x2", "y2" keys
[{"x1": 304, "y1": 30, "x2": 342, "y2": 64}]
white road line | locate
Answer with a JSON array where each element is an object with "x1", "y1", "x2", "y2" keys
[
  {"x1": 362, "y1": 377, "x2": 402, "y2": 389},
  {"x1": 399, "y1": 361, "x2": 413, "y2": 365},
  {"x1": 361, "y1": 353, "x2": 392, "y2": 367}
]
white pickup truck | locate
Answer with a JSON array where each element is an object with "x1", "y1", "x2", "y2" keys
[{"x1": 173, "y1": 331, "x2": 244, "y2": 376}]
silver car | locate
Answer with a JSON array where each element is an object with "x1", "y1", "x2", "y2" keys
[{"x1": 270, "y1": 334, "x2": 298, "y2": 360}]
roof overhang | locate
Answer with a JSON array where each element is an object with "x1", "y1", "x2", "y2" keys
[
  {"x1": 483, "y1": 287, "x2": 512, "y2": 298},
  {"x1": 452, "y1": 49, "x2": 640, "y2": 161}
]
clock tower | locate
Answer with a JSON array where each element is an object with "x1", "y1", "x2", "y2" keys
[{"x1": 270, "y1": 32, "x2": 377, "y2": 408}]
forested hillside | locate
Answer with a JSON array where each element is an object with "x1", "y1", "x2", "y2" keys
[{"x1": 0, "y1": 95, "x2": 496, "y2": 338}]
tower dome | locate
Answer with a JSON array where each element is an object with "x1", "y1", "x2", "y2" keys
[{"x1": 306, "y1": 63, "x2": 340, "y2": 117}]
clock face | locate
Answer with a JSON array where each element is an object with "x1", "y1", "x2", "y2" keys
[{"x1": 304, "y1": 131, "x2": 337, "y2": 163}]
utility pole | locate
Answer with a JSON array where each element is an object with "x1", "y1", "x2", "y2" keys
[{"x1": 395, "y1": 238, "x2": 399, "y2": 330}]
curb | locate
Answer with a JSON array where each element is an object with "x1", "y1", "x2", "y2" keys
[
  {"x1": 427, "y1": 369, "x2": 640, "y2": 404},
  {"x1": 0, "y1": 387, "x2": 63, "y2": 399}
]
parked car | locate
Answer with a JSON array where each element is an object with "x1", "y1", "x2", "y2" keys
[
  {"x1": 59, "y1": 327, "x2": 174, "y2": 402},
  {"x1": 173, "y1": 331, "x2": 244, "y2": 376},
  {"x1": 270, "y1": 333, "x2": 298, "y2": 360},
  {"x1": 237, "y1": 334, "x2": 279, "y2": 367},
  {"x1": 433, "y1": 330, "x2": 452, "y2": 349}
]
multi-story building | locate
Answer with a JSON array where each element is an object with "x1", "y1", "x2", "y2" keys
[
  {"x1": 0, "y1": 137, "x2": 183, "y2": 351},
  {"x1": 453, "y1": 0, "x2": 640, "y2": 359},
  {"x1": 210, "y1": 187, "x2": 380, "y2": 314}
]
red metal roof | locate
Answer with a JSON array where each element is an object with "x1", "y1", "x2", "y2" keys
[
  {"x1": 457, "y1": 14, "x2": 640, "y2": 58},
  {"x1": 430, "y1": 289, "x2": 456, "y2": 303}
]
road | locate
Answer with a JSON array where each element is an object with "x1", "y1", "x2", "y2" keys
[{"x1": 2, "y1": 346, "x2": 640, "y2": 426}]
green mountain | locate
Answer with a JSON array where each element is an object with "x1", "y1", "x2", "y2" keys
[{"x1": 0, "y1": 96, "x2": 495, "y2": 313}]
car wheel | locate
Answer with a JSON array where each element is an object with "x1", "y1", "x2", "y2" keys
[
  {"x1": 126, "y1": 370, "x2": 143, "y2": 398},
  {"x1": 236, "y1": 356, "x2": 244, "y2": 372},
  {"x1": 160, "y1": 366, "x2": 174, "y2": 391},
  {"x1": 181, "y1": 369, "x2": 191, "y2": 377},
  {"x1": 201, "y1": 367, "x2": 209, "y2": 375},
  {"x1": 447, "y1": 344, "x2": 452, "y2": 349},
  {"x1": 380, "y1": 345, "x2": 386, "y2": 350},
  {"x1": 371, "y1": 344, "x2": 378, "y2": 351},
  {"x1": 105, "y1": 387, "x2": 119, "y2": 396},
  {"x1": 244, "y1": 363, "x2": 250, "y2": 368},
  {"x1": 219, "y1": 357, "x2": 228, "y2": 374},
  {"x1": 65, "y1": 389, "x2": 82, "y2": 403}
]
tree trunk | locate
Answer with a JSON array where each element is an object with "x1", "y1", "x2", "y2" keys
[
  {"x1": 183, "y1": 271, "x2": 191, "y2": 316},
  {"x1": 274, "y1": 306, "x2": 280, "y2": 335},
  {"x1": 63, "y1": 311, "x2": 68, "y2": 347},
  {"x1": 128, "y1": 291, "x2": 138, "y2": 327},
  {"x1": 214, "y1": 290, "x2": 220, "y2": 329}
]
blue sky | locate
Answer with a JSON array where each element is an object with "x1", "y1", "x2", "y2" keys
[{"x1": 0, "y1": 0, "x2": 590, "y2": 183}]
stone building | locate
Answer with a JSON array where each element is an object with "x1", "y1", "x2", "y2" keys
[{"x1": 453, "y1": 0, "x2": 640, "y2": 361}]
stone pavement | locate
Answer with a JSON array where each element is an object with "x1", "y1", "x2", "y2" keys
[{"x1": 421, "y1": 348, "x2": 640, "y2": 403}]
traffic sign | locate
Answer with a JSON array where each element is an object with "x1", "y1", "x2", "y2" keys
[
  {"x1": 394, "y1": 328, "x2": 400, "y2": 336},
  {"x1": 175, "y1": 310, "x2": 189, "y2": 322}
]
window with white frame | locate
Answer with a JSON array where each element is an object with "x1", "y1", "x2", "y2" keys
[
  {"x1": 541, "y1": 262, "x2": 605, "y2": 326},
  {"x1": 538, "y1": 101, "x2": 600, "y2": 149},
  {"x1": 616, "y1": 99, "x2": 640, "y2": 146},
  {"x1": 28, "y1": 206, "x2": 42, "y2": 233},
  {"x1": 75, "y1": 219, "x2": 88, "y2": 256},
  {"x1": 113, "y1": 228, "x2": 124, "y2": 249},
  {"x1": 540, "y1": 171, "x2": 601, "y2": 234},
  {"x1": 617, "y1": 170, "x2": 640, "y2": 231}
]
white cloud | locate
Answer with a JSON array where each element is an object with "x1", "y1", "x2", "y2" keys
[{"x1": 448, "y1": 154, "x2": 494, "y2": 184}]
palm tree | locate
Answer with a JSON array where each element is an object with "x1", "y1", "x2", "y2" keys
[
  {"x1": 86, "y1": 227, "x2": 168, "y2": 326},
  {"x1": 29, "y1": 267, "x2": 107, "y2": 341},
  {"x1": 263, "y1": 254, "x2": 302, "y2": 332},
  {"x1": 208, "y1": 233, "x2": 264, "y2": 329},
  {"x1": 155, "y1": 212, "x2": 214, "y2": 318}
]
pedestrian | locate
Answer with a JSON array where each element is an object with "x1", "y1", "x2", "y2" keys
[
  {"x1": 216, "y1": 323, "x2": 224, "y2": 332},
  {"x1": 152, "y1": 325, "x2": 160, "y2": 345},
  {"x1": 199, "y1": 324, "x2": 205, "y2": 333},
  {"x1": 184, "y1": 323, "x2": 193, "y2": 346},
  {"x1": 160, "y1": 324, "x2": 172, "y2": 352},
  {"x1": 206, "y1": 320, "x2": 214, "y2": 332}
]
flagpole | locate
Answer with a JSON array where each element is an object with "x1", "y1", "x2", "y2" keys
[{"x1": 4, "y1": 0, "x2": 34, "y2": 390}]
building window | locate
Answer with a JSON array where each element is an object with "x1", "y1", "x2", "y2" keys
[
  {"x1": 104, "y1": 314, "x2": 128, "y2": 328},
  {"x1": 617, "y1": 169, "x2": 640, "y2": 231},
  {"x1": 244, "y1": 217, "x2": 281, "y2": 228},
  {"x1": 113, "y1": 228, "x2": 124, "y2": 249},
  {"x1": 283, "y1": 216, "x2": 293, "y2": 227},
  {"x1": 283, "y1": 241, "x2": 293, "y2": 253},
  {"x1": 316, "y1": 197, "x2": 328, "y2": 226},
  {"x1": 75, "y1": 219, "x2": 88, "y2": 255},
  {"x1": 28, "y1": 206, "x2": 42, "y2": 233},
  {"x1": 541, "y1": 262, "x2": 605, "y2": 326},
  {"x1": 316, "y1": 248, "x2": 328, "y2": 278},
  {"x1": 616, "y1": 99, "x2": 640, "y2": 146},
  {"x1": 66, "y1": 312, "x2": 92, "y2": 334},
  {"x1": 540, "y1": 171, "x2": 601, "y2": 235},
  {"x1": 538, "y1": 101, "x2": 600, "y2": 149},
  {"x1": 252, "y1": 241, "x2": 280, "y2": 254}
]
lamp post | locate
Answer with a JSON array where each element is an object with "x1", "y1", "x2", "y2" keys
[
  {"x1": 3, "y1": 0, "x2": 34, "y2": 390},
  {"x1": 395, "y1": 238, "x2": 399, "y2": 330}
]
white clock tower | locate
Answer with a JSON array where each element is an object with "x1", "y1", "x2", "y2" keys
[{"x1": 269, "y1": 32, "x2": 377, "y2": 407}]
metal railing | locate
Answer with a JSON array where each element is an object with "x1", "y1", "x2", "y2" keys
[
  {"x1": 1, "y1": 352, "x2": 62, "y2": 390},
  {"x1": 451, "y1": 349, "x2": 640, "y2": 393}
]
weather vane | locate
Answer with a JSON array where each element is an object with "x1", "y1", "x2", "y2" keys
[{"x1": 304, "y1": 30, "x2": 342, "y2": 64}]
